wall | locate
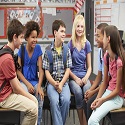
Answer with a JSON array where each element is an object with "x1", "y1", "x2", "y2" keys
[
  {"x1": 0, "y1": 1, "x2": 75, "y2": 39},
  {"x1": 93, "y1": 0, "x2": 125, "y2": 75},
  {"x1": 0, "y1": 1, "x2": 74, "y2": 55}
]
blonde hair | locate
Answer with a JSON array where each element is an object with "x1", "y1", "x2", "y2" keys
[{"x1": 71, "y1": 14, "x2": 86, "y2": 48}]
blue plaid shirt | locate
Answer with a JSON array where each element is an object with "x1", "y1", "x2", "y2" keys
[{"x1": 43, "y1": 42, "x2": 72, "y2": 82}]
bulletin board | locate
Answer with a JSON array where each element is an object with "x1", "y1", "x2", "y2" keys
[
  {"x1": 0, "y1": 6, "x2": 42, "y2": 38},
  {"x1": 0, "y1": 8, "x2": 7, "y2": 38},
  {"x1": 8, "y1": 7, "x2": 38, "y2": 25},
  {"x1": 0, "y1": 7, "x2": 74, "y2": 39},
  {"x1": 42, "y1": 7, "x2": 74, "y2": 38}
]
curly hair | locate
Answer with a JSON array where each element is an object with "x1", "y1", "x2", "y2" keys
[{"x1": 24, "y1": 21, "x2": 40, "y2": 40}]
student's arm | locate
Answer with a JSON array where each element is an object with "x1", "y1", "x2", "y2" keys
[
  {"x1": 10, "y1": 76, "x2": 37, "y2": 102},
  {"x1": 45, "y1": 70, "x2": 58, "y2": 88},
  {"x1": 92, "y1": 66, "x2": 122, "y2": 110},
  {"x1": 60, "y1": 68, "x2": 70, "y2": 85},
  {"x1": 82, "y1": 52, "x2": 92, "y2": 84},
  {"x1": 91, "y1": 64, "x2": 109, "y2": 109},
  {"x1": 96, "y1": 64, "x2": 109, "y2": 99},
  {"x1": 45, "y1": 68, "x2": 69, "y2": 90},
  {"x1": 69, "y1": 69, "x2": 83, "y2": 86},
  {"x1": 85, "y1": 86, "x2": 100, "y2": 101},
  {"x1": 56, "y1": 68, "x2": 70, "y2": 93},
  {"x1": 43, "y1": 50, "x2": 58, "y2": 88},
  {"x1": 37, "y1": 55, "x2": 44, "y2": 99},
  {"x1": 84, "y1": 71, "x2": 102, "y2": 101},
  {"x1": 17, "y1": 57, "x2": 34, "y2": 94},
  {"x1": 102, "y1": 67, "x2": 122, "y2": 101},
  {"x1": 90, "y1": 71, "x2": 102, "y2": 91}
]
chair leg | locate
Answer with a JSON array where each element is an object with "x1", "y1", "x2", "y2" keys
[
  {"x1": 102, "y1": 117, "x2": 106, "y2": 125},
  {"x1": 73, "y1": 109, "x2": 75, "y2": 124},
  {"x1": 43, "y1": 110, "x2": 45, "y2": 125},
  {"x1": 69, "y1": 109, "x2": 71, "y2": 117},
  {"x1": 46, "y1": 110, "x2": 48, "y2": 125},
  {"x1": 49, "y1": 110, "x2": 53, "y2": 125}
]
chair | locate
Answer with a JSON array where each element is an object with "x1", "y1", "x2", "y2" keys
[{"x1": 0, "y1": 108, "x2": 20, "y2": 125}]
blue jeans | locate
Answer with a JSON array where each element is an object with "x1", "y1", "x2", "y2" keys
[
  {"x1": 88, "y1": 89, "x2": 124, "y2": 125},
  {"x1": 69, "y1": 80, "x2": 91, "y2": 109},
  {"x1": 47, "y1": 82, "x2": 70, "y2": 125},
  {"x1": 21, "y1": 82, "x2": 43, "y2": 125}
]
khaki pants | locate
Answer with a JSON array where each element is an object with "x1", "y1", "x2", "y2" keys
[{"x1": 0, "y1": 93, "x2": 38, "y2": 125}]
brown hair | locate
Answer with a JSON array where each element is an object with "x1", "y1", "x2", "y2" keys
[
  {"x1": 7, "y1": 19, "x2": 24, "y2": 42},
  {"x1": 104, "y1": 25, "x2": 125, "y2": 92},
  {"x1": 97, "y1": 23, "x2": 108, "y2": 35},
  {"x1": 52, "y1": 19, "x2": 66, "y2": 37}
]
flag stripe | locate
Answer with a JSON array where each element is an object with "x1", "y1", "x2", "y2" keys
[{"x1": 74, "y1": 0, "x2": 85, "y2": 14}]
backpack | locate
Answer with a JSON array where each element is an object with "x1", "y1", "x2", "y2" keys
[
  {"x1": 0, "y1": 44, "x2": 24, "y2": 93},
  {"x1": 43, "y1": 42, "x2": 68, "y2": 88}
]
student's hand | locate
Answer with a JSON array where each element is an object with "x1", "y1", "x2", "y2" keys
[
  {"x1": 84, "y1": 89, "x2": 90, "y2": 102},
  {"x1": 91, "y1": 98, "x2": 104, "y2": 110},
  {"x1": 84, "y1": 90, "x2": 94, "y2": 102},
  {"x1": 91, "y1": 99, "x2": 97, "y2": 110},
  {"x1": 82, "y1": 77, "x2": 87, "y2": 85},
  {"x1": 75, "y1": 77, "x2": 83, "y2": 86},
  {"x1": 54, "y1": 81, "x2": 59, "y2": 89},
  {"x1": 27, "y1": 84, "x2": 34, "y2": 94},
  {"x1": 57, "y1": 84, "x2": 63, "y2": 93},
  {"x1": 36, "y1": 86, "x2": 44, "y2": 100}
]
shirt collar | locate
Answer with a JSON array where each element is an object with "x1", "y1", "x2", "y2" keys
[{"x1": 51, "y1": 40, "x2": 64, "y2": 50}]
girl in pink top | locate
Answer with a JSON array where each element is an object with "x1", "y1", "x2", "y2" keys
[{"x1": 88, "y1": 25, "x2": 125, "y2": 125}]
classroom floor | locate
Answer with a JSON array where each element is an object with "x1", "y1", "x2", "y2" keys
[{"x1": 41, "y1": 107, "x2": 112, "y2": 125}]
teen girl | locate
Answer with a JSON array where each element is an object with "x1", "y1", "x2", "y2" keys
[
  {"x1": 88, "y1": 25, "x2": 125, "y2": 125},
  {"x1": 17, "y1": 21, "x2": 44, "y2": 125},
  {"x1": 68, "y1": 14, "x2": 92, "y2": 125}
]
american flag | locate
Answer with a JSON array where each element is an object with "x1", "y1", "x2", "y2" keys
[{"x1": 74, "y1": 0, "x2": 85, "y2": 14}]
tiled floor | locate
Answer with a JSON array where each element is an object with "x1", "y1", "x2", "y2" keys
[
  {"x1": 42, "y1": 109, "x2": 79, "y2": 125},
  {"x1": 41, "y1": 109, "x2": 112, "y2": 125}
]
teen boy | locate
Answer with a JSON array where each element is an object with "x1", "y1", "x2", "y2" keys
[
  {"x1": 43, "y1": 20, "x2": 72, "y2": 125},
  {"x1": 0, "y1": 19, "x2": 38, "y2": 125}
]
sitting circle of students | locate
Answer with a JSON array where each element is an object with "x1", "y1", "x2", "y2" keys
[{"x1": 0, "y1": 14, "x2": 125, "y2": 125}]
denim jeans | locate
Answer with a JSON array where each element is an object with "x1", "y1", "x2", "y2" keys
[
  {"x1": 21, "y1": 82, "x2": 43, "y2": 125},
  {"x1": 88, "y1": 89, "x2": 124, "y2": 125},
  {"x1": 47, "y1": 82, "x2": 70, "y2": 125},
  {"x1": 69, "y1": 80, "x2": 91, "y2": 109}
]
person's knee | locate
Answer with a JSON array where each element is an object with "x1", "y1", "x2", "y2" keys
[
  {"x1": 29, "y1": 96, "x2": 38, "y2": 117},
  {"x1": 63, "y1": 95, "x2": 70, "y2": 104},
  {"x1": 49, "y1": 96, "x2": 59, "y2": 107},
  {"x1": 30, "y1": 103, "x2": 38, "y2": 117},
  {"x1": 73, "y1": 86, "x2": 82, "y2": 96},
  {"x1": 88, "y1": 117, "x2": 94, "y2": 125},
  {"x1": 83, "y1": 83, "x2": 91, "y2": 93},
  {"x1": 88, "y1": 115, "x2": 98, "y2": 125}
]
